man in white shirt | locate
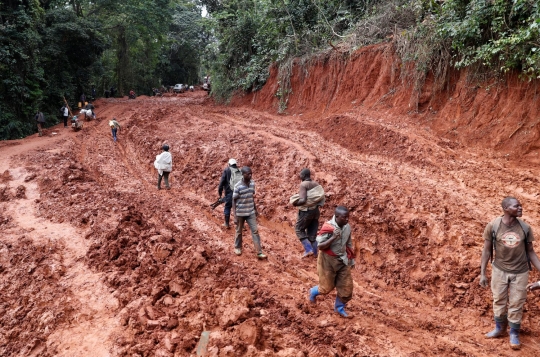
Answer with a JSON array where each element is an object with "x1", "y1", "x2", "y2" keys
[{"x1": 154, "y1": 144, "x2": 172, "y2": 190}]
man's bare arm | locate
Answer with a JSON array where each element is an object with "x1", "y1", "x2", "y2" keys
[
  {"x1": 526, "y1": 242, "x2": 540, "y2": 271},
  {"x1": 479, "y1": 239, "x2": 492, "y2": 287}
]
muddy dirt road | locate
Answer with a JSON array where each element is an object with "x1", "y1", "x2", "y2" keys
[{"x1": 1, "y1": 91, "x2": 540, "y2": 356}]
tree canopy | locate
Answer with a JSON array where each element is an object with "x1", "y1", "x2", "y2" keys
[
  {"x1": 0, "y1": 0, "x2": 206, "y2": 139},
  {"x1": 1, "y1": 0, "x2": 539, "y2": 139}
]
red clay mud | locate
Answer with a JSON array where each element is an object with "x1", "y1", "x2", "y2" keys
[{"x1": 1, "y1": 55, "x2": 540, "y2": 356}]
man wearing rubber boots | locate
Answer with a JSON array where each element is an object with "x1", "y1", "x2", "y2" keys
[
  {"x1": 218, "y1": 158, "x2": 242, "y2": 229},
  {"x1": 290, "y1": 168, "x2": 325, "y2": 258},
  {"x1": 309, "y1": 206, "x2": 356, "y2": 318},
  {"x1": 480, "y1": 197, "x2": 540, "y2": 349},
  {"x1": 232, "y1": 166, "x2": 267, "y2": 260}
]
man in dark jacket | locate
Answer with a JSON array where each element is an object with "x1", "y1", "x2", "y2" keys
[{"x1": 218, "y1": 158, "x2": 241, "y2": 229}]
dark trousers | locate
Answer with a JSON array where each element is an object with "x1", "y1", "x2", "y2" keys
[
  {"x1": 295, "y1": 206, "x2": 320, "y2": 242},
  {"x1": 158, "y1": 171, "x2": 170, "y2": 188},
  {"x1": 63, "y1": 115, "x2": 68, "y2": 127},
  {"x1": 111, "y1": 128, "x2": 118, "y2": 141},
  {"x1": 223, "y1": 191, "x2": 233, "y2": 217}
]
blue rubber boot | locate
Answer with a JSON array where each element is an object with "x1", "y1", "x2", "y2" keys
[
  {"x1": 334, "y1": 296, "x2": 350, "y2": 318},
  {"x1": 301, "y1": 239, "x2": 314, "y2": 258},
  {"x1": 309, "y1": 286, "x2": 319, "y2": 304},
  {"x1": 509, "y1": 327, "x2": 521, "y2": 350},
  {"x1": 311, "y1": 240, "x2": 318, "y2": 258},
  {"x1": 485, "y1": 318, "x2": 507, "y2": 338}
]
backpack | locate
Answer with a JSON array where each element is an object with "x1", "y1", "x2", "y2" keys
[
  {"x1": 60, "y1": 106, "x2": 65, "y2": 115},
  {"x1": 491, "y1": 217, "x2": 532, "y2": 271},
  {"x1": 229, "y1": 167, "x2": 242, "y2": 191}
]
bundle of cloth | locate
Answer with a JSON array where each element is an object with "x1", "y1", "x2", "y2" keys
[
  {"x1": 317, "y1": 219, "x2": 355, "y2": 264},
  {"x1": 154, "y1": 151, "x2": 172, "y2": 175},
  {"x1": 80, "y1": 109, "x2": 95, "y2": 120},
  {"x1": 289, "y1": 185, "x2": 325, "y2": 210}
]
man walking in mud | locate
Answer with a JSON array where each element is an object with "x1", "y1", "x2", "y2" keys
[
  {"x1": 218, "y1": 158, "x2": 242, "y2": 229},
  {"x1": 480, "y1": 196, "x2": 540, "y2": 349},
  {"x1": 232, "y1": 166, "x2": 267, "y2": 259},
  {"x1": 154, "y1": 144, "x2": 172, "y2": 190},
  {"x1": 309, "y1": 206, "x2": 356, "y2": 318},
  {"x1": 290, "y1": 168, "x2": 325, "y2": 258}
]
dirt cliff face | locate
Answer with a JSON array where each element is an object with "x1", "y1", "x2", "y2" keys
[
  {"x1": 234, "y1": 44, "x2": 540, "y2": 162},
  {"x1": 1, "y1": 72, "x2": 540, "y2": 356}
]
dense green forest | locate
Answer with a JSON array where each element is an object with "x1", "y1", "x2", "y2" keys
[
  {"x1": 0, "y1": 0, "x2": 206, "y2": 139},
  {"x1": 1, "y1": 0, "x2": 539, "y2": 139}
]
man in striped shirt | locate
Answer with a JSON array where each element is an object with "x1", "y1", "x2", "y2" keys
[{"x1": 232, "y1": 166, "x2": 267, "y2": 259}]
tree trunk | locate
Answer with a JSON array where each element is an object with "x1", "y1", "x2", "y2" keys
[{"x1": 116, "y1": 26, "x2": 129, "y2": 96}]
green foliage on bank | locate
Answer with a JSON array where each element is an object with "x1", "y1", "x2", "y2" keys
[
  {"x1": 203, "y1": 0, "x2": 540, "y2": 103},
  {"x1": 2, "y1": 1, "x2": 539, "y2": 138}
]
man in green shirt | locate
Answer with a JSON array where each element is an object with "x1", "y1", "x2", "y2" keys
[{"x1": 480, "y1": 197, "x2": 540, "y2": 349}]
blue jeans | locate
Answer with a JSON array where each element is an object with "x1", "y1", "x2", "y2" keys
[
  {"x1": 111, "y1": 128, "x2": 118, "y2": 141},
  {"x1": 235, "y1": 214, "x2": 262, "y2": 254}
]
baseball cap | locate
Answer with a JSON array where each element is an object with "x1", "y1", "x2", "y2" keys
[{"x1": 228, "y1": 158, "x2": 237, "y2": 165}]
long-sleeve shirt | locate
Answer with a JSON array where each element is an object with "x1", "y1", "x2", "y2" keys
[
  {"x1": 35, "y1": 112, "x2": 45, "y2": 122},
  {"x1": 316, "y1": 216, "x2": 353, "y2": 266},
  {"x1": 218, "y1": 167, "x2": 232, "y2": 196},
  {"x1": 109, "y1": 120, "x2": 120, "y2": 129}
]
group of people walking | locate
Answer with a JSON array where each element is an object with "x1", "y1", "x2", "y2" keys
[
  {"x1": 217, "y1": 159, "x2": 356, "y2": 317},
  {"x1": 215, "y1": 158, "x2": 540, "y2": 348}
]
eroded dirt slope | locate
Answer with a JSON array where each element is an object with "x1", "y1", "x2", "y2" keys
[{"x1": 1, "y1": 91, "x2": 540, "y2": 356}]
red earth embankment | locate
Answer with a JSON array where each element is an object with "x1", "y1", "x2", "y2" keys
[{"x1": 233, "y1": 43, "x2": 540, "y2": 161}]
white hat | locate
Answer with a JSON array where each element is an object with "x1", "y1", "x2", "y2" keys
[{"x1": 228, "y1": 158, "x2": 237, "y2": 165}]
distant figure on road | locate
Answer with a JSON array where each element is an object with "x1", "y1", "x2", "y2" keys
[
  {"x1": 309, "y1": 206, "x2": 357, "y2": 318},
  {"x1": 61, "y1": 104, "x2": 69, "y2": 128},
  {"x1": 35, "y1": 110, "x2": 45, "y2": 137},
  {"x1": 91, "y1": 86, "x2": 96, "y2": 100},
  {"x1": 218, "y1": 158, "x2": 242, "y2": 229},
  {"x1": 109, "y1": 118, "x2": 120, "y2": 142},
  {"x1": 85, "y1": 101, "x2": 96, "y2": 119},
  {"x1": 80, "y1": 93, "x2": 86, "y2": 106},
  {"x1": 154, "y1": 144, "x2": 172, "y2": 190},
  {"x1": 232, "y1": 166, "x2": 267, "y2": 259},
  {"x1": 480, "y1": 197, "x2": 540, "y2": 350},
  {"x1": 290, "y1": 168, "x2": 325, "y2": 258}
]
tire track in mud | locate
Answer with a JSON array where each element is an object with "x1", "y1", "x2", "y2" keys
[{"x1": 0, "y1": 148, "x2": 120, "y2": 356}]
